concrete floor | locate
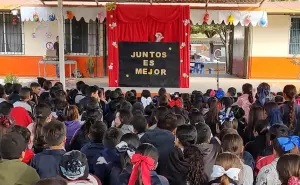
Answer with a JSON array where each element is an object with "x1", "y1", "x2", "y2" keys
[{"x1": 3, "y1": 76, "x2": 300, "y2": 93}]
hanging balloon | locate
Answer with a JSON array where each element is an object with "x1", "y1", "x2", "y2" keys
[
  {"x1": 67, "y1": 11, "x2": 73, "y2": 20},
  {"x1": 33, "y1": 13, "x2": 39, "y2": 22},
  {"x1": 244, "y1": 15, "x2": 251, "y2": 26},
  {"x1": 260, "y1": 18, "x2": 267, "y2": 26},
  {"x1": 228, "y1": 14, "x2": 234, "y2": 25},
  {"x1": 49, "y1": 13, "x2": 55, "y2": 21},
  {"x1": 203, "y1": 11, "x2": 209, "y2": 23},
  {"x1": 12, "y1": 15, "x2": 18, "y2": 25}
]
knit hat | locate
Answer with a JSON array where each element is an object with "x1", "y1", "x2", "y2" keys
[
  {"x1": 0, "y1": 132, "x2": 27, "y2": 159},
  {"x1": 59, "y1": 150, "x2": 89, "y2": 181}
]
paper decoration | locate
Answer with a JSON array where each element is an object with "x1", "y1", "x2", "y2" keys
[
  {"x1": 109, "y1": 22, "x2": 117, "y2": 29},
  {"x1": 244, "y1": 15, "x2": 251, "y2": 25},
  {"x1": 97, "y1": 12, "x2": 105, "y2": 22},
  {"x1": 46, "y1": 42, "x2": 54, "y2": 49},
  {"x1": 12, "y1": 16, "x2": 19, "y2": 25},
  {"x1": 108, "y1": 63, "x2": 113, "y2": 70},
  {"x1": 155, "y1": 32, "x2": 164, "y2": 42},
  {"x1": 228, "y1": 14, "x2": 234, "y2": 24},
  {"x1": 45, "y1": 32, "x2": 52, "y2": 38},
  {"x1": 112, "y1": 42, "x2": 118, "y2": 48},
  {"x1": 49, "y1": 13, "x2": 55, "y2": 21},
  {"x1": 182, "y1": 73, "x2": 189, "y2": 78},
  {"x1": 183, "y1": 19, "x2": 190, "y2": 26},
  {"x1": 260, "y1": 18, "x2": 267, "y2": 26},
  {"x1": 33, "y1": 13, "x2": 39, "y2": 22},
  {"x1": 180, "y1": 42, "x2": 186, "y2": 49},
  {"x1": 105, "y1": 3, "x2": 116, "y2": 11},
  {"x1": 11, "y1": 10, "x2": 18, "y2": 16},
  {"x1": 67, "y1": 11, "x2": 73, "y2": 20},
  {"x1": 203, "y1": 11, "x2": 209, "y2": 23}
]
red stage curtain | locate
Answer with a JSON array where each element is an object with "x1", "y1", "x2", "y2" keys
[{"x1": 107, "y1": 4, "x2": 190, "y2": 88}]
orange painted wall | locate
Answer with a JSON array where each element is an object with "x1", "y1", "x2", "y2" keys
[
  {"x1": 249, "y1": 57, "x2": 299, "y2": 79},
  {"x1": 0, "y1": 56, "x2": 104, "y2": 78}
]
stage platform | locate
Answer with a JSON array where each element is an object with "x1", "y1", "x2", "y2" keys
[{"x1": 2, "y1": 76, "x2": 300, "y2": 94}]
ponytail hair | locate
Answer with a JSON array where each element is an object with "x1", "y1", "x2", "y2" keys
[
  {"x1": 256, "y1": 82, "x2": 270, "y2": 106},
  {"x1": 184, "y1": 145, "x2": 208, "y2": 185},
  {"x1": 33, "y1": 103, "x2": 51, "y2": 151},
  {"x1": 283, "y1": 85, "x2": 297, "y2": 129},
  {"x1": 242, "y1": 83, "x2": 254, "y2": 104},
  {"x1": 288, "y1": 101, "x2": 295, "y2": 129},
  {"x1": 130, "y1": 143, "x2": 159, "y2": 185},
  {"x1": 213, "y1": 153, "x2": 242, "y2": 185},
  {"x1": 220, "y1": 175, "x2": 230, "y2": 185}
]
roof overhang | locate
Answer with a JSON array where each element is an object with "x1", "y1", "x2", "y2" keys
[
  {"x1": 262, "y1": 2, "x2": 300, "y2": 14},
  {"x1": 1, "y1": 0, "x2": 264, "y2": 10}
]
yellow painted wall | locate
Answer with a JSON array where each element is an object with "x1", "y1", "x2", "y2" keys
[{"x1": 249, "y1": 15, "x2": 299, "y2": 79}]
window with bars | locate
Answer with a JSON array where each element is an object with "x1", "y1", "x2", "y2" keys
[
  {"x1": 289, "y1": 17, "x2": 300, "y2": 55},
  {"x1": 0, "y1": 12, "x2": 24, "y2": 55},
  {"x1": 64, "y1": 17, "x2": 100, "y2": 55}
]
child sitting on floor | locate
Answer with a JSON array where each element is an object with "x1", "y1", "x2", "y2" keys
[{"x1": 30, "y1": 120, "x2": 66, "y2": 179}]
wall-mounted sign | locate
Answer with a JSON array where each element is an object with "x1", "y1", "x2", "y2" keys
[{"x1": 118, "y1": 42, "x2": 180, "y2": 87}]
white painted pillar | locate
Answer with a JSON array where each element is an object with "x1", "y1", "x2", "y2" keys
[{"x1": 58, "y1": 0, "x2": 66, "y2": 89}]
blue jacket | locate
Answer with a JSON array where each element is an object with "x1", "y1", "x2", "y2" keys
[
  {"x1": 30, "y1": 149, "x2": 65, "y2": 179},
  {"x1": 80, "y1": 142, "x2": 106, "y2": 174},
  {"x1": 93, "y1": 147, "x2": 120, "y2": 185},
  {"x1": 140, "y1": 127, "x2": 175, "y2": 173},
  {"x1": 119, "y1": 168, "x2": 169, "y2": 185}
]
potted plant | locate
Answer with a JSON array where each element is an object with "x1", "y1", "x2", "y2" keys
[
  {"x1": 86, "y1": 56, "x2": 95, "y2": 77},
  {"x1": 4, "y1": 73, "x2": 20, "y2": 84}
]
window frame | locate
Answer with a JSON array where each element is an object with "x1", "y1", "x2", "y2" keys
[
  {"x1": 0, "y1": 12, "x2": 25, "y2": 55},
  {"x1": 289, "y1": 16, "x2": 300, "y2": 56},
  {"x1": 64, "y1": 18, "x2": 99, "y2": 56}
]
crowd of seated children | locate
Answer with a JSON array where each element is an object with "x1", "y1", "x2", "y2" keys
[{"x1": 0, "y1": 79, "x2": 300, "y2": 185}]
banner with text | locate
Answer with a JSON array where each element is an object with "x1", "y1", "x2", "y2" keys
[{"x1": 118, "y1": 42, "x2": 180, "y2": 87}]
